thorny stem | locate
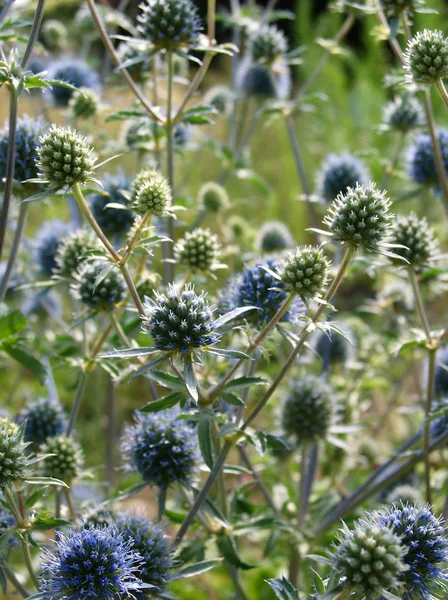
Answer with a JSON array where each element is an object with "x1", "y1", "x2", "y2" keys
[{"x1": 0, "y1": 202, "x2": 28, "y2": 301}]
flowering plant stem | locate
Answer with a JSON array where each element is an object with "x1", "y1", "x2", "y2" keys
[
  {"x1": 3, "y1": 562, "x2": 30, "y2": 598},
  {"x1": 164, "y1": 51, "x2": 175, "y2": 285},
  {"x1": 0, "y1": 202, "x2": 28, "y2": 301},
  {"x1": 0, "y1": 87, "x2": 18, "y2": 263},
  {"x1": 436, "y1": 78, "x2": 448, "y2": 109}
]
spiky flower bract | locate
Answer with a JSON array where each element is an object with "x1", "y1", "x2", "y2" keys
[
  {"x1": 323, "y1": 183, "x2": 392, "y2": 251},
  {"x1": 198, "y1": 182, "x2": 230, "y2": 213},
  {"x1": 408, "y1": 130, "x2": 448, "y2": 189},
  {"x1": 314, "y1": 328, "x2": 354, "y2": 365},
  {"x1": 48, "y1": 59, "x2": 100, "y2": 106},
  {"x1": 39, "y1": 525, "x2": 145, "y2": 600},
  {"x1": 388, "y1": 211, "x2": 439, "y2": 269},
  {"x1": 256, "y1": 221, "x2": 294, "y2": 253},
  {"x1": 36, "y1": 125, "x2": 97, "y2": 191},
  {"x1": 248, "y1": 24, "x2": 288, "y2": 65},
  {"x1": 137, "y1": 0, "x2": 202, "y2": 52},
  {"x1": 375, "y1": 504, "x2": 448, "y2": 598},
  {"x1": 405, "y1": 30, "x2": 448, "y2": 85},
  {"x1": 19, "y1": 397, "x2": 67, "y2": 447},
  {"x1": 434, "y1": 346, "x2": 448, "y2": 397},
  {"x1": 131, "y1": 170, "x2": 173, "y2": 216},
  {"x1": 90, "y1": 173, "x2": 133, "y2": 237},
  {"x1": 281, "y1": 375, "x2": 333, "y2": 443},
  {"x1": 41, "y1": 435, "x2": 84, "y2": 484},
  {"x1": 0, "y1": 115, "x2": 46, "y2": 185},
  {"x1": 144, "y1": 284, "x2": 219, "y2": 355},
  {"x1": 279, "y1": 246, "x2": 330, "y2": 300},
  {"x1": 116, "y1": 515, "x2": 174, "y2": 596},
  {"x1": 33, "y1": 220, "x2": 71, "y2": 276},
  {"x1": 0, "y1": 418, "x2": 32, "y2": 490},
  {"x1": 70, "y1": 87, "x2": 99, "y2": 120},
  {"x1": 122, "y1": 411, "x2": 198, "y2": 489},
  {"x1": 237, "y1": 57, "x2": 291, "y2": 100},
  {"x1": 332, "y1": 520, "x2": 408, "y2": 599},
  {"x1": 74, "y1": 261, "x2": 126, "y2": 311},
  {"x1": 317, "y1": 153, "x2": 369, "y2": 204},
  {"x1": 383, "y1": 94, "x2": 424, "y2": 133},
  {"x1": 55, "y1": 228, "x2": 99, "y2": 277},
  {"x1": 174, "y1": 228, "x2": 222, "y2": 272}
]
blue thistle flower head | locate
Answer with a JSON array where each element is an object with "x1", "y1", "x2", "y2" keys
[
  {"x1": 115, "y1": 514, "x2": 174, "y2": 597},
  {"x1": 236, "y1": 55, "x2": 291, "y2": 100},
  {"x1": 40, "y1": 524, "x2": 145, "y2": 600},
  {"x1": 33, "y1": 219, "x2": 72, "y2": 276},
  {"x1": 408, "y1": 130, "x2": 448, "y2": 189},
  {"x1": 219, "y1": 259, "x2": 306, "y2": 326},
  {"x1": 90, "y1": 172, "x2": 134, "y2": 237},
  {"x1": 0, "y1": 115, "x2": 46, "y2": 184},
  {"x1": 0, "y1": 500, "x2": 16, "y2": 556},
  {"x1": 375, "y1": 504, "x2": 448, "y2": 599},
  {"x1": 256, "y1": 221, "x2": 294, "y2": 253},
  {"x1": 49, "y1": 59, "x2": 100, "y2": 107},
  {"x1": 317, "y1": 152, "x2": 370, "y2": 203},
  {"x1": 121, "y1": 410, "x2": 199, "y2": 489},
  {"x1": 435, "y1": 346, "x2": 448, "y2": 398},
  {"x1": 18, "y1": 397, "x2": 67, "y2": 448}
]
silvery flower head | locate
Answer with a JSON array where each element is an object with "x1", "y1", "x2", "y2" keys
[
  {"x1": 90, "y1": 172, "x2": 133, "y2": 237},
  {"x1": 388, "y1": 211, "x2": 439, "y2": 270},
  {"x1": 70, "y1": 87, "x2": 100, "y2": 120},
  {"x1": 33, "y1": 219, "x2": 72, "y2": 276},
  {"x1": 41, "y1": 435, "x2": 84, "y2": 485},
  {"x1": 248, "y1": 24, "x2": 288, "y2": 65},
  {"x1": 317, "y1": 153, "x2": 369, "y2": 204},
  {"x1": 198, "y1": 182, "x2": 230, "y2": 214},
  {"x1": 174, "y1": 228, "x2": 222, "y2": 273},
  {"x1": 404, "y1": 30, "x2": 448, "y2": 85},
  {"x1": 408, "y1": 130, "x2": 448, "y2": 190},
  {"x1": 279, "y1": 245, "x2": 331, "y2": 300},
  {"x1": 131, "y1": 169, "x2": 173, "y2": 217},
  {"x1": 0, "y1": 418, "x2": 33, "y2": 490},
  {"x1": 48, "y1": 58, "x2": 100, "y2": 106}
]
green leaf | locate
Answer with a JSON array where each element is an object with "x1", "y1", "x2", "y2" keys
[
  {"x1": 24, "y1": 488, "x2": 46, "y2": 508},
  {"x1": 213, "y1": 306, "x2": 258, "y2": 329},
  {"x1": 99, "y1": 347, "x2": 159, "y2": 359},
  {"x1": 220, "y1": 391, "x2": 245, "y2": 407},
  {"x1": 170, "y1": 559, "x2": 223, "y2": 580},
  {"x1": 198, "y1": 412, "x2": 214, "y2": 470},
  {"x1": 0, "y1": 567, "x2": 6, "y2": 596},
  {"x1": 145, "y1": 370, "x2": 185, "y2": 390},
  {"x1": 2, "y1": 343, "x2": 48, "y2": 384},
  {"x1": 31, "y1": 516, "x2": 71, "y2": 531},
  {"x1": 21, "y1": 188, "x2": 55, "y2": 203},
  {"x1": 183, "y1": 360, "x2": 198, "y2": 402},
  {"x1": 0, "y1": 310, "x2": 27, "y2": 341},
  {"x1": 224, "y1": 376, "x2": 268, "y2": 392},
  {"x1": 129, "y1": 356, "x2": 169, "y2": 380},
  {"x1": 139, "y1": 391, "x2": 185, "y2": 413},
  {"x1": 266, "y1": 577, "x2": 301, "y2": 600},
  {"x1": 24, "y1": 476, "x2": 68, "y2": 488},
  {"x1": 216, "y1": 536, "x2": 255, "y2": 570},
  {"x1": 206, "y1": 348, "x2": 252, "y2": 360}
]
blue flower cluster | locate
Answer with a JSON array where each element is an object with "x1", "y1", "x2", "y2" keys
[
  {"x1": 90, "y1": 173, "x2": 134, "y2": 237},
  {"x1": 408, "y1": 130, "x2": 448, "y2": 189},
  {"x1": 49, "y1": 59, "x2": 100, "y2": 107},
  {"x1": 33, "y1": 220, "x2": 71, "y2": 276},
  {"x1": 18, "y1": 397, "x2": 67, "y2": 447},
  {"x1": 317, "y1": 152, "x2": 369, "y2": 203},
  {"x1": 0, "y1": 115, "x2": 46, "y2": 184}
]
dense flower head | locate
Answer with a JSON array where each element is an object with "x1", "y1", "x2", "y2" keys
[
  {"x1": 383, "y1": 94, "x2": 424, "y2": 133},
  {"x1": 256, "y1": 221, "x2": 294, "y2": 253},
  {"x1": 317, "y1": 153, "x2": 369, "y2": 204},
  {"x1": 49, "y1": 59, "x2": 100, "y2": 106},
  {"x1": 333, "y1": 520, "x2": 408, "y2": 599},
  {"x1": 0, "y1": 501, "x2": 15, "y2": 549},
  {"x1": 39, "y1": 524, "x2": 145, "y2": 600},
  {"x1": 227, "y1": 215, "x2": 251, "y2": 241},
  {"x1": 237, "y1": 56, "x2": 291, "y2": 100},
  {"x1": 70, "y1": 87, "x2": 99, "y2": 120},
  {"x1": 375, "y1": 504, "x2": 448, "y2": 598},
  {"x1": 279, "y1": 245, "x2": 330, "y2": 299},
  {"x1": 74, "y1": 261, "x2": 126, "y2": 310},
  {"x1": 137, "y1": 271, "x2": 162, "y2": 300},
  {"x1": 82, "y1": 508, "x2": 115, "y2": 529},
  {"x1": 19, "y1": 397, "x2": 67, "y2": 447},
  {"x1": 435, "y1": 346, "x2": 448, "y2": 397},
  {"x1": 405, "y1": 30, "x2": 448, "y2": 85},
  {"x1": 323, "y1": 183, "x2": 392, "y2": 251},
  {"x1": 203, "y1": 85, "x2": 234, "y2": 116},
  {"x1": 408, "y1": 130, "x2": 448, "y2": 189},
  {"x1": 33, "y1": 220, "x2": 72, "y2": 276},
  {"x1": 387, "y1": 485, "x2": 423, "y2": 507},
  {"x1": 314, "y1": 328, "x2": 354, "y2": 365},
  {"x1": 248, "y1": 24, "x2": 288, "y2": 65},
  {"x1": 388, "y1": 211, "x2": 439, "y2": 269},
  {"x1": 174, "y1": 228, "x2": 222, "y2": 272},
  {"x1": 144, "y1": 284, "x2": 219, "y2": 355},
  {"x1": 41, "y1": 19, "x2": 67, "y2": 51},
  {"x1": 121, "y1": 411, "x2": 199, "y2": 489},
  {"x1": 0, "y1": 418, "x2": 31, "y2": 490},
  {"x1": 116, "y1": 514, "x2": 174, "y2": 596},
  {"x1": 36, "y1": 125, "x2": 97, "y2": 190},
  {"x1": 0, "y1": 115, "x2": 46, "y2": 185},
  {"x1": 281, "y1": 375, "x2": 334, "y2": 442},
  {"x1": 90, "y1": 173, "x2": 133, "y2": 237},
  {"x1": 137, "y1": 0, "x2": 202, "y2": 52},
  {"x1": 198, "y1": 182, "x2": 230, "y2": 213},
  {"x1": 55, "y1": 228, "x2": 99, "y2": 277},
  {"x1": 131, "y1": 169, "x2": 172, "y2": 216},
  {"x1": 41, "y1": 435, "x2": 84, "y2": 484}
]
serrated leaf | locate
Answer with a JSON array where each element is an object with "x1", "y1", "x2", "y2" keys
[
  {"x1": 220, "y1": 391, "x2": 245, "y2": 407},
  {"x1": 198, "y1": 412, "x2": 214, "y2": 470},
  {"x1": 139, "y1": 391, "x2": 185, "y2": 413},
  {"x1": 31, "y1": 516, "x2": 71, "y2": 531},
  {"x1": 20, "y1": 188, "x2": 55, "y2": 203},
  {"x1": 265, "y1": 577, "x2": 301, "y2": 600}
]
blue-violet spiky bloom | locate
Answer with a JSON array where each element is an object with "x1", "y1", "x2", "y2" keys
[
  {"x1": 39, "y1": 525, "x2": 145, "y2": 599},
  {"x1": 122, "y1": 411, "x2": 198, "y2": 489},
  {"x1": 41, "y1": 435, "x2": 84, "y2": 484},
  {"x1": 0, "y1": 115, "x2": 46, "y2": 185},
  {"x1": 404, "y1": 30, "x2": 448, "y2": 85},
  {"x1": 19, "y1": 397, "x2": 67, "y2": 447},
  {"x1": 256, "y1": 221, "x2": 294, "y2": 253},
  {"x1": 49, "y1": 59, "x2": 100, "y2": 106},
  {"x1": 174, "y1": 228, "x2": 222, "y2": 272},
  {"x1": 279, "y1": 246, "x2": 330, "y2": 299},
  {"x1": 144, "y1": 284, "x2": 219, "y2": 355},
  {"x1": 115, "y1": 515, "x2": 174, "y2": 596},
  {"x1": 383, "y1": 94, "x2": 424, "y2": 133},
  {"x1": 55, "y1": 228, "x2": 99, "y2": 277},
  {"x1": 90, "y1": 173, "x2": 133, "y2": 237},
  {"x1": 0, "y1": 419, "x2": 32, "y2": 490},
  {"x1": 375, "y1": 504, "x2": 448, "y2": 598},
  {"x1": 388, "y1": 211, "x2": 439, "y2": 269},
  {"x1": 33, "y1": 220, "x2": 72, "y2": 276},
  {"x1": 317, "y1": 153, "x2": 369, "y2": 204},
  {"x1": 408, "y1": 130, "x2": 448, "y2": 189},
  {"x1": 74, "y1": 261, "x2": 126, "y2": 311},
  {"x1": 248, "y1": 24, "x2": 288, "y2": 65}
]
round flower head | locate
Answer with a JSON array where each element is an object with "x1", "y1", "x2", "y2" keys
[
  {"x1": 39, "y1": 525, "x2": 145, "y2": 600},
  {"x1": 203, "y1": 85, "x2": 234, "y2": 116},
  {"x1": 19, "y1": 397, "x2": 67, "y2": 447},
  {"x1": 198, "y1": 182, "x2": 230, "y2": 214},
  {"x1": 90, "y1": 173, "x2": 133, "y2": 237},
  {"x1": 74, "y1": 261, "x2": 126, "y2": 311},
  {"x1": 174, "y1": 228, "x2": 222, "y2": 272},
  {"x1": 280, "y1": 245, "x2": 330, "y2": 300},
  {"x1": 122, "y1": 411, "x2": 198, "y2": 489},
  {"x1": 323, "y1": 182, "x2": 392, "y2": 251},
  {"x1": 383, "y1": 94, "x2": 424, "y2": 133},
  {"x1": 115, "y1": 515, "x2": 174, "y2": 596},
  {"x1": 137, "y1": 0, "x2": 202, "y2": 52},
  {"x1": 375, "y1": 504, "x2": 448, "y2": 598},
  {"x1": 41, "y1": 19, "x2": 67, "y2": 51},
  {"x1": 248, "y1": 24, "x2": 288, "y2": 65},
  {"x1": 41, "y1": 435, "x2": 84, "y2": 484},
  {"x1": 256, "y1": 221, "x2": 294, "y2": 253},
  {"x1": 435, "y1": 346, "x2": 448, "y2": 397},
  {"x1": 314, "y1": 328, "x2": 354, "y2": 366},
  {"x1": 317, "y1": 153, "x2": 370, "y2": 204},
  {"x1": 137, "y1": 271, "x2": 162, "y2": 301},
  {"x1": 387, "y1": 485, "x2": 423, "y2": 507},
  {"x1": 36, "y1": 125, "x2": 97, "y2": 190},
  {"x1": 55, "y1": 228, "x2": 99, "y2": 278},
  {"x1": 0, "y1": 115, "x2": 46, "y2": 185},
  {"x1": 0, "y1": 418, "x2": 32, "y2": 490},
  {"x1": 144, "y1": 284, "x2": 219, "y2": 355},
  {"x1": 332, "y1": 520, "x2": 408, "y2": 599},
  {"x1": 281, "y1": 375, "x2": 334, "y2": 443},
  {"x1": 49, "y1": 58, "x2": 100, "y2": 106},
  {"x1": 70, "y1": 87, "x2": 99, "y2": 120},
  {"x1": 408, "y1": 130, "x2": 448, "y2": 189},
  {"x1": 388, "y1": 211, "x2": 439, "y2": 269},
  {"x1": 82, "y1": 507, "x2": 115, "y2": 529},
  {"x1": 237, "y1": 57, "x2": 291, "y2": 100},
  {"x1": 131, "y1": 170, "x2": 172, "y2": 216},
  {"x1": 405, "y1": 30, "x2": 448, "y2": 85},
  {"x1": 33, "y1": 219, "x2": 71, "y2": 276}
]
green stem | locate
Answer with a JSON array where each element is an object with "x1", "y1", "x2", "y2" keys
[
  {"x1": 20, "y1": 535, "x2": 39, "y2": 589},
  {"x1": 66, "y1": 371, "x2": 88, "y2": 436},
  {"x1": 374, "y1": 0, "x2": 405, "y2": 64},
  {"x1": 163, "y1": 51, "x2": 175, "y2": 285},
  {"x1": 207, "y1": 0, "x2": 216, "y2": 43},
  {"x1": 409, "y1": 268, "x2": 431, "y2": 340},
  {"x1": 21, "y1": 0, "x2": 46, "y2": 69},
  {"x1": 380, "y1": 131, "x2": 406, "y2": 189},
  {"x1": 423, "y1": 349, "x2": 436, "y2": 504},
  {"x1": 0, "y1": 202, "x2": 28, "y2": 301},
  {"x1": 110, "y1": 312, "x2": 132, "y2": 347},
  {"x1": 3, "y1": 562, "x2": 30, "y2": 598},
  {"x1": 436, "y1": 78, "x2": 448, "y2": 110},
  {"x1": 0, "y1": 87, "x2": 18, "y2": 262},
  {"x1": 238, "y1": 445, "x2": 278, "y2": 513}
]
